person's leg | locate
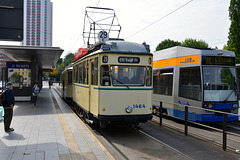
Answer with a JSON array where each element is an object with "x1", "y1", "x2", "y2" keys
[
  {"x1": 33, "y1": 96, "x2": 36, "y2": 105},
  {"x1": 4, "y1": 109, "x2": 13, "y2": 132},
  {"x1": 35, "y1": 96, "x2": 38, "y2": 105}
]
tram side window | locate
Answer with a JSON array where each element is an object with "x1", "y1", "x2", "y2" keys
[
  {"x1": 146, "y1": 67, "x2": 152, "y2": 86},
  {"x1": 68, "y1": 71, "x2": 72, "y2": 84},
  {"x1": 73, "y1": 67, "x2": 75, "y2": 83},
  {"x1": 91, "y1": 58, "x2": 98, "y2": 85},
  {"x1": 74, "y1": 66, "x2": 78, "y2": 83},
  {"x1": 101, "y1": 65, "x2": 111, "y2": 86},
  {"x1": 83, "y1": 61, "x2": 88, "y2": 84},
  {"x1": 153, "y1": 69, "x2": 173, "y2": 96},
  {"x1": 79, "y1": 63, "x2": 83, "y2": 84},
  {"x1": 179, "y1": 67, "x2": 201, "y2": 101}
]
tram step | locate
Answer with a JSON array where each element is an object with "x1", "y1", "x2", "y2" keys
[{"x1": 86, "y1": 119, "x2": 93, "y2": 124}]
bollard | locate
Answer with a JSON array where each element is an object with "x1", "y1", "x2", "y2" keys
[
  {"x1": 185, "y1": 106, "x2": 188, "y2": 136},
  {"x1": 159, "y1": 102, "x2": 163, "y2": 126},
  {"x1": 223, "y1": 114, "x2": 227, "y2": 151}
]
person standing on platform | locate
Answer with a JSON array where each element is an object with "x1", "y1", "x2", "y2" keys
[
  {"x1": 48, "y1": 79, "x2": 52, "y2": 89},
  {"x1": 33, "y1": 82, "x2": 40, "y2": 107},
  {"x1": 2, "y1": 82, "x2": 15, "y2": 133}
]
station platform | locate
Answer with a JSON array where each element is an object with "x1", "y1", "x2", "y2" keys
[{"x1": 0, "y1": 84, "x2": 113, "y2": 160}]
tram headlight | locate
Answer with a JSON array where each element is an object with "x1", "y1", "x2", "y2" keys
[
  {"x1": 208, "y1": 104, "x2": 214, "y2": 109},
  {"x1": 203, "y1": 104, "x2": 214, "y2": 109},
  {"x1": 148, "y1": 57, "x2": 152, "y2": 64},
  {"x1": 233, "y1": 103, "x2": 239, "y2": 109},
  {"x1": 125, "y1": 105, "x2": 133, "y2": 113}
]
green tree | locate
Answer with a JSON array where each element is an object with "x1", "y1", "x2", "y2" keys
[
  {"x1": 181, "y1": 38, "x2": 209, "y2": 48},
  {"x1": 64, "y1": 53, "x2": 74, "y2": 67},
  {"x1": 57, "y1": 58, "x2": 63, "y2": 65},
  {"x1": 226, "y1": 0, "x2": 240, "y2": 63},
  {"x1": 55, "y1": 53, "x2": 74, "y2": 81},
  {"x1": 155, "y1": 39, "x2": 181, "y2": 51}
]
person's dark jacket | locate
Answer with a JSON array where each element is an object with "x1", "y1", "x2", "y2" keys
[{"x1": 3, "y1": 88, "x2": 15, "y2": 108}]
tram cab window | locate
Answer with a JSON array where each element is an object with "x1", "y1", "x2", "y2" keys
[
  {"x1": 101, "y1": 65, "x2": 111, "y2": 86},
  {"x1": 179, "y1": 67, "x2": 201, "y2": 101},
  {"x1": 111, "y1": 66, "x2": 145, "y2": 86}
]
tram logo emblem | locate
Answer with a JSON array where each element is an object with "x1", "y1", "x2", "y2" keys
[{"x1": 180, "y1": 58, "x2": 195, "y2": 64}]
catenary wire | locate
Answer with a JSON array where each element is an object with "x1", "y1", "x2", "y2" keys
[{"x1": 126, "y1": 0, "x2": 194, "y2": 40}]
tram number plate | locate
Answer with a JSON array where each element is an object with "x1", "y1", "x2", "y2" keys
[
  {"x1": 118, "y1": 57, "x2": 140, "y2": 63},
  {"x1": 133, "y1": 104, "x2": 145, "y2": 108}
]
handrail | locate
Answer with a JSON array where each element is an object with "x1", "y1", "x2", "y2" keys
[
  {"x1": 153, "y1": 99, "x2": 240, "y2": 117},
  {"x1": 154, "y1": 100, "x2": 240, "y2": 151}
]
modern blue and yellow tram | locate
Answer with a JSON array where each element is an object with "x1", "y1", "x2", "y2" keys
[{"x1": 152, "y1": 46, "x2": 238, "y2": 122}]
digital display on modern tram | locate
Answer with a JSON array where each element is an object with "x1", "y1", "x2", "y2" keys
[{"x1": 202, "y1": 56, "x2": 235, "y2": 66}]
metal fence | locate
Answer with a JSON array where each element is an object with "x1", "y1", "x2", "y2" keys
[{"x1": 154, "y1": 101, "x2": 240, "y2": 151}]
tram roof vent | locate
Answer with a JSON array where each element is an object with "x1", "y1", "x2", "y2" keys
[{"x1": 111, "y1": 42, "x2": 118, "y2": 49}]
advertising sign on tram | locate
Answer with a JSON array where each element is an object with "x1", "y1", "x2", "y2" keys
[{"x1": 74, "y1": 44, "x2": 88, "y2": 61}]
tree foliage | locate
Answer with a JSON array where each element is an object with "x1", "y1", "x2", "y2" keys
[
  {"x1": 155, "y1": 38, "x2": 209, "y2": 51},
  {"x1": 64, "y1": 53, "x2": 74, "y2": 67},
  {"x1": 53, "y1": 53, "x2": 74, "y2": 81},
  {"x1": 181, "y1": 38, "x2": 208, "y2": 48},
  {"x1": 155, "y1": 39, "x2": 181, "y2": 51},
  {"x1": 225, "y1": 0, "x2": 240, "y2": 63}
]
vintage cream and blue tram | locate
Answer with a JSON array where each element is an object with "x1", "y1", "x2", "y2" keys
[
  {"x1": 152, "y1": 46, "x2": 238, "y2": 122},
  {"x1": 72, "y1": 40, "x2": 153, "y2": 127}
]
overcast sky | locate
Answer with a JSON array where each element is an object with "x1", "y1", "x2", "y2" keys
[{"x1": 0, "y1": 0, "x2": 231, "y2": 58}]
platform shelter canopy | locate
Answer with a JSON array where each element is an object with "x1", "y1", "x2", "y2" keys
[{"x1": 0, "y1": 45, "x2": 64, "y2": 69}]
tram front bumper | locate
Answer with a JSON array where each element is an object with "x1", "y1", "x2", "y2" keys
[{"x1": 98, "y1": 114, "x2": 153, "y2": 123}]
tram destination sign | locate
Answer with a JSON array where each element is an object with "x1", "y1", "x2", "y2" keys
[
  {"x1": 118, "y1": 57, "x2": 140, "y2": 63},
  {"x1": 202, "y1": 56, "x2": 235, "y2": 66}
]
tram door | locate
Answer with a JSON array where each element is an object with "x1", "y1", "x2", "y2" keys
[{"x1": 89, "y1": 57, "x2": 99, "y2": 115}]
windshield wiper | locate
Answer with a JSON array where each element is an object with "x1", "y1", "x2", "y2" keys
[
  {"x1": 224, "y1": 90, "x2": 234, "y2": 102},
  {"x1": 112, "y1": 77, "x2": 129, "y2": 89},
  {"x1": 224, "y1": 81, "x2": 237, "y2": 102}
]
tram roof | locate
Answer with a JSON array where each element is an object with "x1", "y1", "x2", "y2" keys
[
  {"x1": 98, "y1": 40, "x2": 151, "y2": 54},
  {"x1": 62, "y1": 63, "x2": 73, "y2": 73},
  {"x1": 0, "y1": 45, "x2": 64, "y2": 69},
  {"x1": 153, "y1": 46, "x2": 235, "y2": 61}
]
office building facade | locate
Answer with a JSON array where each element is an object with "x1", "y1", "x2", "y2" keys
[{"x1": 22, "y1": 0, "x2": 52, "y2": 47}]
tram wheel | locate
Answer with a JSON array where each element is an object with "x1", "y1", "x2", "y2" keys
[{"x1": 99, "y1": 120, "x2": 106, "y2": 128}]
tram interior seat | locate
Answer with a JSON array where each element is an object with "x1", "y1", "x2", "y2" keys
[{"x1": 211, "y1": 84, "x2": 229, "y2": 90}]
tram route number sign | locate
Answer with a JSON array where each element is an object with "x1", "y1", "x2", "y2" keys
[
  {"x1": 98, "y1": 30, "x2": 109, "y2": 42},
  {"x1": 118, "y1": 57, "x2": 140, "y2": 63}
]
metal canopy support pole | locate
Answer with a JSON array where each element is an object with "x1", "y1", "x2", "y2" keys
[{"x1": 31, "y1": 55, "x2": 35, "y2": 103}]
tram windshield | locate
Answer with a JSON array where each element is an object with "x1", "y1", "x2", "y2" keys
[
  {"x1": 111, "y1": 66, "x2": 146, "y2": 86},
  {"x1": 203, "y1": 66, "x2": 237, "y2": 102}
]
